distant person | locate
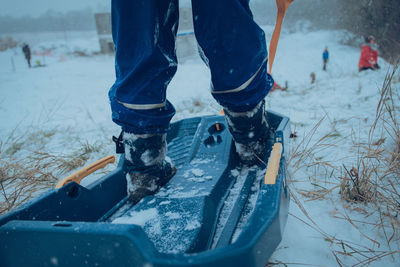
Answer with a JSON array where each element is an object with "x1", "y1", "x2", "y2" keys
[
  {"x1": 22, "y1": 43, "x2": 31, "y2": 68},
  {"x1": 322, "y1": 47, "x2": 329, "y2": 71},
  {"x1": 358, "y1": 35, "x2": 380, "y2": 72},
  {"x1": 310, "y1": 72, "x2": 316, "y2": 84}
]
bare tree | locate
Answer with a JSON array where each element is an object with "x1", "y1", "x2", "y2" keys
[{"x1": 337, "y1": 0, "x2": 400, "y2": 62}]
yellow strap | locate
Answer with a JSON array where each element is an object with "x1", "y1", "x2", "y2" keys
[
  {"x1": 55, "y1": 155, "x2": 115, "y2": 189},
  {"x1": 264, "y1": 143, "x2": 282, "y2": 185}
]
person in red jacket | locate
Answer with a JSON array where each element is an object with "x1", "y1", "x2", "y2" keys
[{"x1": 358, "y1": 35, "x2": 380, "y2": 72}]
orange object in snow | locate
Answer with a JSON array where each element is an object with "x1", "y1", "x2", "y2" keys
[
  {"x1": 268, "y1": 0, "x2": 294, "y2": 74},
  {"x1": 270, "y1": 80, "x2": 288, "y2": 93},
  {"x1": 270, "y1": 81, "x2": 283, "y2": 92}
]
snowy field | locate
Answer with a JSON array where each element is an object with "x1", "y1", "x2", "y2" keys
[{"x1": 0, "y1": 28, "x2": 399, "y2": 266}]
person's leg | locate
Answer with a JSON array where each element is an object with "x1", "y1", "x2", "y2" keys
[
  {"x1": 192, "y1": 0, "x2": 273, "y2": 164},
  {"x1": 359, "y1": 66, "x2": 373, "y2": 72},
  {"x1": 109, "y1": 0, "x2": 179, "y2": 203},
  {"x1": 109, "y1": 0, "x2": 178, "y2": 134}
]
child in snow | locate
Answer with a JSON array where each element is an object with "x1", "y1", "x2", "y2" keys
[
  {"x1": 22, "y1": 43, "x2": 31, "y2": 68},
  {"x1": 322, "y1": 47, "x2": 329, "y2": 71},
  {"x1": 109, "y1": 0, "x2": 291, "y2": 204},
  {"x1": 358, "y1": 35, "x2": 380, "y2": 72}
]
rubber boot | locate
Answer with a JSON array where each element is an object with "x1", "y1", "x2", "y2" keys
[
  {"x1": 223, "y1": 100, "x2": 272, "y2": 165},
  {"x1": 123, "y1": 132, "x2": 176, "y2": 204}
]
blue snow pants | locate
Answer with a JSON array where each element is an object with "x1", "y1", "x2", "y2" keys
[{"x1": 109, "y1": 0, "x2": 274, "y2": 134}]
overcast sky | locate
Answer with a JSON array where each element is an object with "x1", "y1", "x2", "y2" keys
[
  {"x1": 1, "y1": 0, "x2": 109, "y2": 17},
  {"x1": 1, "y1": 0, "x2": 198, "y2": 17}
]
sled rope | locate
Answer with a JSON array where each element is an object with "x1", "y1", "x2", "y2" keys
[
  {"x1": 268, "y1": 0, "x2": 294, "y2": 73},
  {"x1": 264, "y1": 142, "x2": 282, "y2": 185},
  {"x1": 55, "y1": 155, "x2": 115, "y2": 189}
]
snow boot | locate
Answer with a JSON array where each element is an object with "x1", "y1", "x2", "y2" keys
[
  {"x1": 123, "y1": 132, "x2": 176, "y2": 204},
  {"x1": 223, "y1": 100, "x2": 272, "y2": 165}
]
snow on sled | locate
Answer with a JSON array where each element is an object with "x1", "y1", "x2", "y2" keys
[{"x1": 0, "y1": 111, "x2": 291, "y2": 267}]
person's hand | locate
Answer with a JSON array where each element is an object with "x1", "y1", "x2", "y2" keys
[{"x1": 276, "y1": 0, "x2": 294, "y2": 13}]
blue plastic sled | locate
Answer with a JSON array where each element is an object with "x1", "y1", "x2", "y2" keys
[{"x1": 0, "y1": 111, "x2": 291, "y2": 267}]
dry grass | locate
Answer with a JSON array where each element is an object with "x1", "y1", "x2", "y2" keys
[
  {"x1": 279, "y1": 66, "x2": 400, "y2": 266},
  {"x1": 339, "y1": 165, "x2": 376, "y2": 203},
  {"x1": 339, "y1": 66, "x2": 400, "y2": 218},
  {"x1": 0, "y1": 129, "x2": 105, "y2": 215},
  {"x1": 393, "y1": 132, "x2": 400, "y2": 174}
]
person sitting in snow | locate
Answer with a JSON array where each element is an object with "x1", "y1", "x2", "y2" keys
[
  {"x1": 322, "y1": 47, "x2": 329, "y2": 71},
  {"x1": 358, "y1": 35, "x2": 380, "y2": 72},
  {"x1": 22, "y1": 43, "x2": 31, "y2": 68},
  {"x1": 109, "y1": 0, "x2": 293, "y2": 204}
]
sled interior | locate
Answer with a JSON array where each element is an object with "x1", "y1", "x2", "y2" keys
[{"x1": 0, "y1": 112, "x2": 290, "y2": 267}]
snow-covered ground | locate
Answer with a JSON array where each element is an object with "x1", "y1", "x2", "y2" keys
[{"x1": 0, "y1": 28, "x2": 399, "y2": 266}]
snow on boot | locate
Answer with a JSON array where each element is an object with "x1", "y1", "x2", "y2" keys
[
  {"x1": 123, "y1": 132, "x2": 176, "y2": 204},
  {"x1": 223, "y1": 100, "x2": 272, "y2": 165}
]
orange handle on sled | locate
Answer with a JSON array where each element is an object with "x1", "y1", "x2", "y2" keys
[
  {"x1": 55, "y1": 155, "x2": 115, "y2": 189},
  {"x1": 268, "y1": 0, "x2": 294, "y2": 74},
  {"x1": 264, "y1": 143, "x2": 282, "y2": 185}
]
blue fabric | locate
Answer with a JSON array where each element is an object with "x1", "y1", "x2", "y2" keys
[
  {"x1": 211, "y1": 60, "x2": 274, "y2": 112},
  {"x1": 323, "y1": 51, "x2": 329, "y2": 60},
  {"x1": 109, "y1": 0, "x2": 273, "y2": 133},
  {"x1": 110, "y1": 99, "x2": 176, "y2": 134}
]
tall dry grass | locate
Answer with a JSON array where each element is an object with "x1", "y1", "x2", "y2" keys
[
  {"x1": 274, "y1": 66, "x2": 400, "y2": 266},
  {"x1": 340, "y1": 66, "x2": 400, "y2": 217},
  {"x1": 0, "y1": 128, "x2": 105, "y2": 215}
]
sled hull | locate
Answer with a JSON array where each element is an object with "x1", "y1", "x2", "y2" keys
[{"x1": 0, "y1": 112, "x2": 290, "y2": 267}]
